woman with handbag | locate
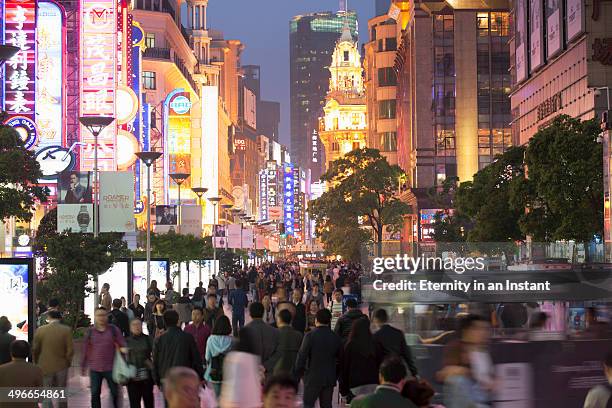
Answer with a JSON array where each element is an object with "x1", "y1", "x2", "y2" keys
[{"x1": 126, "y1": 319, "x2": 154, "y2": 408}]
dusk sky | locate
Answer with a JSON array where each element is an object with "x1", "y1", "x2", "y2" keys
[{"x1": 206, "y1": 0, "x2": 376, "y2": 147}]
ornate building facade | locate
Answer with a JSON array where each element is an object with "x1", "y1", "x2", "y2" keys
[{"x1": 319, "y1": 26, "x2": 367, "y2": 170}]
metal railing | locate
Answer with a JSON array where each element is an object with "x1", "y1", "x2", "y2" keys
[{"x1": 143, "y1": 47, "x2": 171, "y2": 60}]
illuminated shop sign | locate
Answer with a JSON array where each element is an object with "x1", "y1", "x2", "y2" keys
[
  {"x1": 36, "y1": 1, "x2": 64, "y2": 151},
  {"x1": 234, "y1": 138, "x2": 246, "y2": 151},
  {"x1": 311, "y1": 129, "x2": 319, "y2": 163},
  {"x1": 266, "y1": 161, "x2": 278, "y2": 208},
  {"x1": 164, "y1": 89, "x2": 192, "y2": 202},
  {"x1": 5, "y1": 116, "x2": 37, "y2": 149},
  {"x1": 4, "y1": 0, "x2": 36, "y2": 122},
  {"x1": 283, "y1": 164, "x2": 295, "y2": 236},
  {"x1": 293, "y1": 167, "x2": 302, "y2": 237},
  {"x1": 80, "y1": 0, "x2": 117, "y2": 171},
  {"x1": 259, "y1": 170, "x2": 268, "y2": 221}
]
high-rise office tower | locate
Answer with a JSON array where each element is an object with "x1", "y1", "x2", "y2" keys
[{"x1": 289, "y1": 10, "x2": 357, "y2": 179}]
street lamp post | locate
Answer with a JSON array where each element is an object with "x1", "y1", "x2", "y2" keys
[
  {"x1": 135, "y1": 151, "x2": 162, "y2": 288},
  {"x1": 208, "y1": 197, "x2": 222, "y2": 277},
  {"x1": 169, "y1": 173, "x2": 190, "y2": 233},
  {"x1": 78, "y1": 116, "x2": 115, "y2": 238},
  {"x1": 191, "y1": 187, "x2": 208, "y2": 283}
]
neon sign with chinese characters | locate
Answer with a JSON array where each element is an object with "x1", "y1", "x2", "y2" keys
[
  {"x1": 80, "y1": 0, "x2": 117, "y2": 171},
  {"x1": 36, "y1": 1, "x2": 64, "y2": 151},
  {"x1": 164, "y1": 89, "x2": 192, "y2": 201},
  {"x1": 4, "y1": 0, "x2": 36, "y2": 121},
  {"x1": 283, "y1": 163, "x2": 294, "y2": 236}
]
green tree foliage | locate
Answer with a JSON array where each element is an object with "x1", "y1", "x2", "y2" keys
[
  {"x1": 510, "y1": 116, "x2": 602, "y2": 241},
  {"x1": 0, "y1": 125, "x2": 48, "y2": 221},
  {"x1": 36, "y1": 232, "x2": 129, "y2": 330},
  {"x1": 309, "y1": 148, "x2": 410, "y2": 258}
]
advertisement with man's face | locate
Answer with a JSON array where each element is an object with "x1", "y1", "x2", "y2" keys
[
  {"x1": 155, "y1": 205, "x2": 177, "y2": 225},
  {"x1": 0, "y1": 260, "x2": 33, "y2": 341},
  {"x1": 58, "y1": 171, "x2": 92, "y2": 204}
]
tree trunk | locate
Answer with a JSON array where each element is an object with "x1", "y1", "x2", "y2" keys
[{"x1": 377, "y1": 224, "x2": 383, "y2": 257}]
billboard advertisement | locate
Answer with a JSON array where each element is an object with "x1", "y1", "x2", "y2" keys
[
  {"x1": 565, "y1": 0, "x2": 584, "y2": 43},
  {"x1": 36, "y1": 2, "x2": 64, "y2": 152},
  {"x1": 283, "y1": 163, "x2": 295, "y2": 236},
  {"x1": 164, "y1": 89, "x2": 192, "y2": 202},
  {"x1": 213, "y1": 225, "x2": 226, "y2": 248},
  {"x1": 201, "y1": 86, "x2": 219, "y2": 225},
  {"x1": 3, "y1": 0, "x2": 36, "y2": 123},
  {"x1": 515, "y1": 0, "x2": 528, "y2": 82},
  {"x1": 243, "y1": 87, "x2": 257, "y2": 129},
  {"x1": 80, "y1": 0, "x2": 117, "y2": 171},
  {"x1": 180, "y1": 205, "x2": 202, "y2": 236},
  {"x1": 57, "y1": 171, "x2": 93, "y2": 204},
  {"x1": 529, "y1": 0, "x2": 544, "y2": 72},
  {"x1": 546, "y1": 0, "x2": 563, "y2": 59},
  {"x1": 0, "y1": 259, "x2": 33, "y2": 341},
  {"x1": 156, "y1": 205, "x2": 177, "y2": 225},
  {"x1": 99, "y1": 171, "x2": 135, "y2": 232},
  {"x1": 57, "y1": 204, "x2": 94, "y2": 233},
  {"x1": 132, "y1": 259, "x2": 169, "y2": 299},
  {"x1": 226, "y1": 225, "x2": 254, "y2": 249},
  {"x1": 86, "y1": 260, "x2": 130, "y2": 318}
]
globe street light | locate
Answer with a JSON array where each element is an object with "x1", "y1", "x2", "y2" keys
[
  {"x1": 169, "y1": 172, "x2": 190, "y2": 234},
  {"x1": 208, "y1": 196, "x2": 222, "y2": 277},
  {"x1": 79, "y1": 116, "x2": 115, "y2": 238},
  {"x1": 135, "y1": 151, "x2": 162, "y2": 288}
]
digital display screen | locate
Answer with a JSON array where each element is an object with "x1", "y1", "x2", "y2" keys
[
  {"x1": 0, "y1": 260, "x2": 32, "y2": 341},
  {"x1": 132, "y1": 259, "x2": 169, "y2": 298},
  {"x1": 85, "y1": 260, "x2": 129, "y2": 318},
  {"x1": 174, "y1": 261, "x2": 218, "y2": 292}
]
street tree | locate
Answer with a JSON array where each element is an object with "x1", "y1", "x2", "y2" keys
[
  {"x1": 510, "y1": 116, "x2": 602, "y2": 242},
  {"x1": 0, "y1": 124, "x2": 48, "y2": 221},
  {"x1": 309, "y1": 148, "x2": 410, "y2": 257},
  {"x1": 36, "y1": 232, "x2": 129, "y2": 330}
]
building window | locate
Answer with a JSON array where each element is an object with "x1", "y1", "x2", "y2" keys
[
  {"x1": 352, "y1": 141, "x2": 360, "y2": 150},
  {"x1": 331, "y1": 142, "x2": 339, "y2": 152},
  {"x1": 343, "y1": 50, "x2": 349, "y2": 61},
  {"x1": 143, "y1": 71, "x2": 156, "y2": 90},
  {"x1": 385, "y1": 37, "x2": 397, "y2": 51},
  {"x1": 378, "y1": 99, "x2": 396, "y2": 119},
  {"x1": 380, "y1": 132, "x2": 397, "y2": 152},
  {"x1": 377, "y1": 67, "x2": 397, "y2": 86},
  {"x1": 145, "y1": 33, "x2": 155, "y2": 49}
]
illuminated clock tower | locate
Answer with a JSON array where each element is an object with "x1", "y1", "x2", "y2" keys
[{"x1": 319, "y1": 23, "x2": 367, "y2": 170}]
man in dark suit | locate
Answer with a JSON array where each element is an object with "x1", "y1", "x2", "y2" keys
[
  {"x1": 350, "y1": 356, "x2": 416, "y2": 408},
  {"x1": 291, "y1": 289, "x2": 306, "y2": 333},
  {"x1": 109, "y1": 298, "x2": 130, "y2": 337},
  {"x1": 271, "y1": 309, "x2": 303, "y2": 378},
  {"x1": 0, "y1": 340, "x2": 43, "y2": 408},
  {"x1": 245, "y1": 302, "x2": 279, "y2": 376},
  {"x1": 372, "y1": 308, "x2": 418, "y2": 377},
  {"x1": 294, "y1": 308, "x2": 342, "y2": 408},
  {"x1": 152, "y1": 310, "x2": 203, "y2": 386}
]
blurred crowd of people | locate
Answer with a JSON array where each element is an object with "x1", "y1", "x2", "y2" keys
[{"x1": 1, "y1": 260, "x2": 612, "y2": 407}]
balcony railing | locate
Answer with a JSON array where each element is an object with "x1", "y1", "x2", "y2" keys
[{"x1": 143, "y1": 47, "x2": 171, "y2": 60}]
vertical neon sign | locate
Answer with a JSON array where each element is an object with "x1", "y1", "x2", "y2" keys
[
  {"x1": 283, "y1": 163, "x2": 294, "y2": 236},
  {"x1": 3, "y1": 0, "x2": 36, "y2": 121},
  {"x1": 80, "y1": 0, "x2": 117, "y2": 171},
  {"x1": 163, "y1": 89, "x2": 192, "y2": 204},
  {"x1": 36, "y1": 1, "x2": 64, "y2": 151}
]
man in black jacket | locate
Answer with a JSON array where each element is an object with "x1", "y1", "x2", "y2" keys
[
  {"x1": 271, "y1": 309, "x2": 303, "y2": 378},
  {"x1": 152, "y1": 310, "x2": 203, "y2": 386},
  {"x1": 294, "y1": 308, "x2": 342, "y2": 408},
  {"x1": 245, "y1": 302, "x2": 279, "y2": 376},
  {"x1": 109, "y1": 298, "x2": 129, "y2": 337},
  {"x1": 291, "y1": 289, "x2": 307, "y2": 333},
  {"x1": 334, "y1": 298, "x2": 366, "y2": 342},
  {"x1": 372, "y1": 308, "x2": 418, "y2": 377}
]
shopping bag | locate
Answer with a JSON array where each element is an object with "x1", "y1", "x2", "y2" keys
[{"x1": 112, "y1": 350, "x2": 136, "y2": 384}]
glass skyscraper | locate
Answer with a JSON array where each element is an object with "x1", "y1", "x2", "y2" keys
[{"x1": 289, "y1": 11, "x2": 357, "y2": 179}]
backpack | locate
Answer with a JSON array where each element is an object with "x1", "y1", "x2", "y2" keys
[{"x1": 209, "y1": 351, "x2": 227, "y2": 382}]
